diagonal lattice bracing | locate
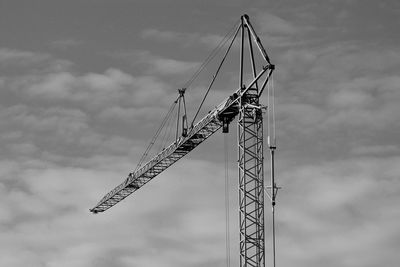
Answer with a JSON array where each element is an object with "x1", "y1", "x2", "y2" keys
[{"x1": 238, "y1": 98, "x2": 265, "y2": 267}]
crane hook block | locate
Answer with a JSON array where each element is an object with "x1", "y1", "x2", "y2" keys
[{"x1": 222, "y1": 116, "x2": 230, "y2": 133}]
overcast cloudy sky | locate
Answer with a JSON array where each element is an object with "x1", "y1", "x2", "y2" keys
[{"x1": 1, "y1": 0, "x2": 400, "y2": 266}]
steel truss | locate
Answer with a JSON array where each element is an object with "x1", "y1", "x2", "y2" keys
[
  {"x1": 237, "y1": 15, "x2": 273, "y2": 267},
  {"x1": 238, "y1": 88, "x2": 265, "y2": 267}
]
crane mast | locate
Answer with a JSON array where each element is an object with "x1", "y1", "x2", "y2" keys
[{"x1": 90, "y1": 14, "x2": 275, "y2": 267}]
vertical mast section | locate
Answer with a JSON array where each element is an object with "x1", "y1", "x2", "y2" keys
[
  {"x1": 238, "y1": 89, "x2": 265, "y2": 267},
  {"x1": 238, "y1": 15, "x2": 266, "y2": 267}
]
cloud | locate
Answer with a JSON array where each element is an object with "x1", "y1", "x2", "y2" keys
[
  {"x1": 0, "y1": 47, "x2": 183, "y2": 175},
  {"x1": 1, "y1": 4, "x2": 400, "y2": 267},
  {"x1": 0, "y1": 103, "x2": 152, "y2": 168},
  {"x1": 256, "y1": 13, "x2": 298, "y2": 35},
  {"x1": 98, "y1": 106, "x2": 165, "y2": 125},
  {"x1": 0, "y1": 48, "x2": 58, "y2": 65},
  {"x1": 51, "y1": 39, "x2": 82, "y2": 49},
  {"x1": 141, "y1": 12, "x2": 310, "y2": 51},
  {"x1": 113, "y1": 49, "x2": 201, "y2": 76},
  {"x1": 0, "y1": 47, "x2": 73, "y2": 73},
  {"x1": 141, "y1": 29, "x2": 232, "y2": 49},
  {"x1": 141, "y1": 29, "x2": 182, "y2": 43},
  {"x1": 275, "y1": 44, "x2": 400, "y2": 140},
  {"x1": 151, "y1": 57, "x2": 199, "y2": 75},
  {"x1": 7, "y1": 68, "x2": 172, "y2": 110},
  {"x1": 252, "y1": 11, "x2": 317, "y2": 48},
  {"x1": 350, "y1": 144, "x2": 399, "y2": 156},
  {"x1": 0, "y1": 155, "x2": 235, "y2": 267},
  {"x1": 276, "y1": 156, "x2": 400, "y2": 267},
  {"x1": 0, "y1": 105, "x2": 88, "y2": 141}
]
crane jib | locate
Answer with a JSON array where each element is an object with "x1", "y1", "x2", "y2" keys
[{"x1": 89, "y1": 63, "x2": 273, "y2": 214}]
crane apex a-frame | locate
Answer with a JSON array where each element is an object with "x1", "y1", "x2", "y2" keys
[{"x1": 90, "y1": 14, "x2": 277, "y2": 267}]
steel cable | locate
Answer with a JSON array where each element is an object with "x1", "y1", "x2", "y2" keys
[
  {"x1": 224, "y1": 134, "x2": 231, "y2": 267},
  {"x1": 190, "y1": 24, "x2": 241, "y2": 127},
  {"x1": 135, "y1": 19, "x2": 241, "y2": 172},
  {"x1": 183, "y1": 19, "x2": 241, "y2": 90},
  {"x1": 135, "y1": 98, "x2": 178, "y2": 171}
]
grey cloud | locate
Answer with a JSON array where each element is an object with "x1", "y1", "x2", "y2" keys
[
  {"x1": 98, "y1": 106, "x2": 165, "y2": 126},
  {"x1": 256, "y1": 13, "x2": 299, "y2": 35},
  {"x1": 11, "y1": 69, "x2": 171, "y2": 109},
  {"x1": 0, "y1": 157, "x2": 234, "y2": 266},
  {"x1": 275, "y1": 44, "x2": 400, "y2": 147},
  {"x1": 141, "y1": 28, "x2": 232, "y2": 49},
  {"x1": 0, "y1": 103, "x2": 146, "y2": 166},
  {"x1": 0, "y1": 105, "x2": 89, "y2": 142},
  {"x1": 112, "y1": 50, "x2": 201, "y2": 78},
  {"x1": 51, "y1": 39, "x2": 83, "y2": 49},
  {"x1": 1, "y1": 2, "x2": 399, "y2": 267},
  {"x1": 0, "y1": 48, "x2": 52, "y2": 66},
  {"x1": 351, "y1": 144, "x2": 399, "y2": 156},
  {"x1": 150, "y1": 57, "x2": 200, "y2": 76},
  {"x1": 276, "y1": 156, "x2": 400, "y2": 267},
  {"x1": 0, "y1": 47, "x2": 73, "y2": 74}
]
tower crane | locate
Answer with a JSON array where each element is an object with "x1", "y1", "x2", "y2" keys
[{"x1": 90, "y1": 14, "x2": 278, "y2": 267}]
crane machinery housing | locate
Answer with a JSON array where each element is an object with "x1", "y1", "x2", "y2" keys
[{"x1": 90, "y1": 14, "x2": 278, "y2": 267}]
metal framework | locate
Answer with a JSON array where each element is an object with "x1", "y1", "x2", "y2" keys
[
  {"x1": 238, "y1": 15, "x2": 268, "y2": 267},
  {"x1": 238, "y1": 91, "x2": 265, "y2": 267},
  {"x1": 90, "y1": 14, "x2": 275, "y2": 267}
]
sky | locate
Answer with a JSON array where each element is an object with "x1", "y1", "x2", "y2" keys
[{"x1": 0, "y1": 0, "x2": 400, "y2": 266}]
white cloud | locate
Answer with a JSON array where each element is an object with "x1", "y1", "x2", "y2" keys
[
  {"x1": 0, "y1": 155, "x2": 235, "y2": 266},
  {"x1": 6, "y1": 67, "x2": 173, "y2": 115},
  {"x1": 0, "y1": 105, "x2": 89, "y2": 141},
  {"x1": 0, "y1": 47, "x2": 73, "y2": 72},
  {"x1": 275, "y1": 44, "x2": 400, "y2": 139},
  {"x1": 0, "y1": 48, "x2": 51, "y2": 65},
  {"x1": 276, "y1": 156, "x2": 400, "y2": 267},
  {"x1": 151, "y1": 57, "x2": 199, "y2": 75}
]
